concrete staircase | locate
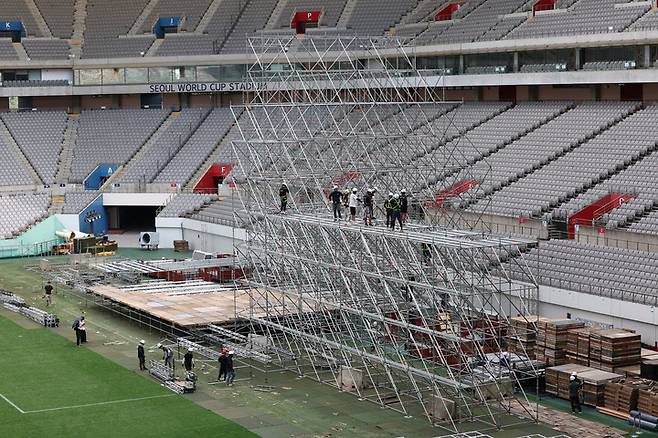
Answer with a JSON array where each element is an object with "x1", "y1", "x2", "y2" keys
[
  {"x1": 0, "y1": 119, "x2": 42, "y2": 186},
  {"x1": 196, "y1": 0, "x2": 226, "y2": 33},
  {"x1": 13, "y1": 43, "x2": 29, "y2": 61},
  {"x1": 55, "y1": 115, "x2": 79, "y2": 184},
  {"x1": 70, "y1": 0, "x2": 88, "y2": 58},
  {"x1": 336, "y1": 0, "x2": 359, "y2": 28},
  {"x1": 145, "y1": 38, "x2": 163, "y2": 56},
  {"x1": 129, "y1": 0, "x2": 161, "y2": 35},
  {"x1": 185, "y1": 124, "x2": 236, "y2": 190},
  {"x1": 23, "y1": 0, "x2": 53, "y2": 37},
  {"x1": 264, "y1": 0, "x2": 290, "y2": 29}
]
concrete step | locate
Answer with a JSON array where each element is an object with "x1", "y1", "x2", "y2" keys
[
  {"x1": 24, "y1": 0, "x2": 53, "y2": 37},
  {"x1": 55, "y1": 115, "x2": 79, "y2": 184}
]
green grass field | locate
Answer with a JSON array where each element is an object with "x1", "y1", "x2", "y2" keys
[{"x1": 0, "y1": 315, "x2": 256, "y2": 438}]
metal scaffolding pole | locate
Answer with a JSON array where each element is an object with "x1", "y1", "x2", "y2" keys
[{"x1": 229, "y1": 34, "x2": 541, "y2": 433}]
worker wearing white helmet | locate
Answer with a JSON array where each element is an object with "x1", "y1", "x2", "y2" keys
[
  {"x1": 348, "y1": 188, "x2": 359, "y2": 222},
  {"x1": 569, "y1": 372, "x2": 583, "y2": 413},
  {"x1": 390, "y1": 194, "x2": 403, "y2": 231},
  {"x1": 137, "y1": 340, "x2": 146, "y2": 371},
  {"x1": 183, "y1": 347, "x2": 195, "y2": 372},
  {"x1": 225, "y1": 350, "x2": 236, "y2": 386},
  {"x1": 384, "y1": 193, "x2": 394, "y2": 227}
]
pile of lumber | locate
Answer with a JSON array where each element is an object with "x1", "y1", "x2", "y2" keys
[
  {"x1": 604, "y1": 377, "x2": 655, "y2": 413},
  {"x1": 566, "y1": 327, "x2": 599, "y2": 366},
  {"x1": 638, "y1": 382, "x2": 658, "y2": 417},
  {"x1": 536, "y1": 319, "x2": 585, "y2": 366},
  {"x1": 546, "y1": 364, "x2": 621, "y2": 406},
  {"x1": 507, "y1": 315, "x2": 547, "y2": 360},
  {"x1": 590, "y1": 329, "x2": 641, "y2": 372}
]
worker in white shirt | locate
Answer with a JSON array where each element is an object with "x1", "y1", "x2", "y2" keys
[{"x1": 348, "y1": 188, "x2": 359, "y2": 222}]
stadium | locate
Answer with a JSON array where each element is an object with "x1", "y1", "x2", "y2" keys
[{"x1": 1, "y1": 0, "x2": 658, "y2": 437}]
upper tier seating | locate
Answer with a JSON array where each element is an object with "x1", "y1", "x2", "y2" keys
[
  {"x1": 271, "y1": 0, "x2": 348, "y2": 29},
  {"x1": 61, "y1": 191, "x2": 100, "y2": 214},
  {"x1": 139, "y1": 0, "x2": 212, "y2": 33},
  {"x1": 71, "y1": 109, "x2": 169, "y2": 182},
  {"x1": 0, "y1": 193, "x2": 50, "y2": 239},
  {"x1": 0, "y1": 1, "x2": 43, "y2": 37},
  {"x1": 22, "y1": 38, "x2": 70, "y2": 59},
  {"x1": 35, "y1": 0, "x2": 75, "y2": 38}
]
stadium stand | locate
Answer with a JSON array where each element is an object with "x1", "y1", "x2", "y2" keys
[
  {"x1": 34, "y1": 0, "x2": 75, "y2": 38},
  {"x1": 505, "y1": 240, "x2": 658, "y2": 303},
  {"x1": 188, "y1": 198, "x2": 238, "y2": 225},
  {"x1": 1, "y1": 111, "x2": 67, "y2": 185},
  {"x1": 0, "y1": 1, "x2": 43, "y2": 37},
  {"x1": 70, "y1": 109, "x2": 169, "y2": 183},
  {"x1": 155, "y1": 108, "x2": 237, "y2": 187},
  {"x1": 506, "y1": 0, "x2": 650, "y2": 40},
  {"x1": 468, "y1": 102, "x2": 641, "y2": 217},
  {"x1": 157, "y1": 193, "x2": 218, "y2": 217},
  {"x1": 345, "y1": 0, "x2": 418, "y2": 35},
  {"x1": 139, "y1": 0, "x2": 212, "y2": 33},
  {"x1": 0, "y1": 193, "x2": 50, "y2": 239},
  {"x1": 22, "y1": 38, "x2": 70, "y2": 59},
  {"x1": 0, "y1": 39, "x2": 19, "y2": 60},
  {"x1": 61, "y1": 191, "x2": 100, "y2": 214},
  {"x1": 219, "y1": 0, "x2": 279, "y2": 54},
  {"x1": 82, "y1": 0, "x2": 154, "y2": 58},
  {"x1": 270, "y1": 0, "x2": 348, "y2": 29},
  {"x1": 118, "y1": 108, "x2": 211, "y2": 183},
  {"x1": 2, "y1": 80, "x2": 69, "y2": 87},
  {"x1": 0, "y1": 134, "x2": 35, "y2": 186}
]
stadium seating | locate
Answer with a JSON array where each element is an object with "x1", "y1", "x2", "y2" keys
[
  {"x1": 1, "y1": 111, "x2": 67, "y2": 185},
  {"x1": 0, "y1": 193, "x2": 50, "y2": 239},
  {"x1": 22, "y1": 38, "x2": 70, "y2": 60},
  {"x1": 0, "y1": 39, "x2": 18, "y2": 60},
  {"x1": 34, "y1": 0, "x2": 75, "y2": 38},
  {"x1": 71, "y1": 109, "x2": 169, "y2": 183},
  {"x1": 271, "y1": 0, "x2": 348, "y2": 29},
  {"x1": 219, "y1": 0, "x2": 279, "y2": 54},
  {"x1": 61, "y1": 191, "x2": 100, "y2": 214},
  {"x1": 468, "y1": 102, "x2": 640, "y2": 217},
  {"x1": 504, "y1": 240, "x2": 658, "y2": 302},
  {"x1": 345, "y1": 0, "x2": 417, "y2": 35},
  {"x1": 119, "y1": 108, "x2": 210, "y2": 183},
  {"x1": 189, "y1": 198, "x2": 238, "y2": 225},
  {"x1": 0, "y1": 2, "x2": 44, "y2": 37},
  {"x1": 157, "y1": 193, "x2": 218, "y2": 217},
  {"x1": 138, "y1": 0, "x2": 212, "y2": 33},
  {"x1": 154, "y1": 108, "x2": 237, "y2": 187}
]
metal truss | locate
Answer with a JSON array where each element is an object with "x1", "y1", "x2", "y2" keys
[{"x1": 230, "y1": 35, "x2": 541, "y2": 433}]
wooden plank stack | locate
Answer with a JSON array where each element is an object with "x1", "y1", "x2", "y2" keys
[
  {"x1": 507, "y1": 315, "x2": 547, "y2": 360},
  {"x1": 638, "y1": 387, "x2": 658, "y2": 417},
  {"x1": 589, "y1": 329, "x2": 641, "y2": 372},
  {"x1": 536, "y1": 319, "x2": 585, "y2": 366},
  {"x1": 604, "y1": 377, "x2": 655, "y2": 413},
  {"x1": 546, "y1": 364, "x2": 621, "y2": 406},
  {"x1": 566, "y1": 327, "x2": 599, "y2": 366}
]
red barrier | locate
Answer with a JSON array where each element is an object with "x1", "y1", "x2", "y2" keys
[
  {"x1": 427, "y1": 180, "x2": 479, "y2": 208},
  {"x1": 291, "y1": 11, "x2": 322, "y2": 29},
  {"x1": 533, "y1": 0, "x2": 555, "y2": 13},
  {"x1": 193, "y1": 163, "x2": 233, "y2": 194},
  {"x1": 567, "y1": 193, "x2": 634, "y2": 239},
  {"x1": 435, "y1": 3, "x2": 463, "y2": 21}
]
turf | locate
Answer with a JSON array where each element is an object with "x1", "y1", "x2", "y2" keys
[{"x1": 0, "y1": 315, "x2": 257, "y2": 438}]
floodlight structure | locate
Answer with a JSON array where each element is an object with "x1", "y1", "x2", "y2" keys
[{"x1": 230, "y1": 34, "x2": 541, "y2": 433}]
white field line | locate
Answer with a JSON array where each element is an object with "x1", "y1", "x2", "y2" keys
[{"x1": 0, "y1": 393, "x2": 174, "y2": 414}]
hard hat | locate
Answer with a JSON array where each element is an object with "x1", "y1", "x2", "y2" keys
[
  {"x1": 333, "y1": 185, "x2": 338, "y2": 189},
  {"x1": 502, "y1": 351, "x2": 509, "y2": 357},
  {"x1": 394, "y1": 194, "x2": 399, "y2": 198},
  {"x1": 189, "y1": 348, "x2": 195, "y2": 352},
  {"x1": 352, "y1": 188, "x2": 357, "y2": 193},
  {"x1": 401, "y1": 189, "x2": 406, "y2": 193},
  {"x1": 156, "y1": 343, "x2": 162, "y2": 348},
  {"x1": 367, "y1": 188, "x2": 373, "y2": 192},
  {"x1": 228, "y1": 350, "x2": 235, "y2": 355},
  {"x1": 571, "y1": 372, "x2": 577, "y2": 377},
  {"x1": 139, "y1": 340, "x2": 145, "y2": 345},
  {"x1": 388, "y1": 192, "x2": 393, "y2": 196},
  {"x1": 570, "y1": 375, "x2": 576, "y2": 381}
]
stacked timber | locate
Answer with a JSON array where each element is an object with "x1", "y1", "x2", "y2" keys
[
  {"x1": 590, "y1": 329, "x2": 641, "y2": 372},
  {"x1": 566, "y1": 327, "x2": 602, "y2": 366},
  {"x1": 546, "y1": 364, "x2": 621, "y2": 406},
  {"x1": 604, "y1": 377, "x2": 654, "y2": 413},
  {"x1": 508, "y1": 315, "x2": 547, "y2": 360},
  {"x1": 536, "y1": 319, "x2": 585, "y2": 366}
]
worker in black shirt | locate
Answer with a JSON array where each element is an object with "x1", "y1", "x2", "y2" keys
[
  {"x1": 363, "y1": 189, "x2": 374, "y2": 226},
  {"x1": 329, "y1": 185, "x2": 342, "y2": 220},
  {"x1": 183, "y1": 348, "x2": 194, "y2": 372},
  {"x1": 400, "y1": 189, "x2": 409, "y2": 223},
  {"x1": 137, "y1": 340, "x2": 146, "y2": 371},
  {"x1": 390, "y1": 194, "x2": 402, "y2": 231},
  {"x1": 279, "y1": 183, "x2": 289, "y2": 213},
  {"x1": 384, "y1": 193, "x2": 393, "y2": 227},
  {"x1": 569, "y1": 373, "x2": 582, "y2": 413},
  {"x1": 43, "y1": 281, "x2": 54, "y2": 306},
  {"x1": 218, "y1": 348, "x2": 229, "y2": 381}
]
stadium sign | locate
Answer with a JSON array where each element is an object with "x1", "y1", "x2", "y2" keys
[{"x1": 148, "y1": 81, "x2": 267, "y2": 94}]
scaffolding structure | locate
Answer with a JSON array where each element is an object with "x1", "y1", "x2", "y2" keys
[{"x1": 230, "y1": 35, "x2": 541, "y2": 432}]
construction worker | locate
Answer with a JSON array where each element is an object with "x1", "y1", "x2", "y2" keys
[
  {"x1": 137, "y1": 340, "x2": 146, "y2": 371},
  {"x1": 43, "y1": 281, "x2": 54, "y2": 306},
  {"x1": 384, "y1": 193, "x2": 393, "y2": 227},
  {"x1": 569, "y1": 372, "x2": 582, "y2": 413},
  {"x1": 218, "y1": 348, "x2": 229, "y2": 381},
  {"x1": 363, "y1": 189, "x2": 374, "y2": 226},
  {"x1": 225, "y1": 351, "x2": 236, "y2": 386},
  {"x1": 499, "y1": 351, "x2": 511, "y2": 369},
  {"x1": 348, "y1": 188, "x2": 359, "y2": 222},
  {"x1": 79, "y1": 316, "x2": 87, "y2": 343},
  {"x1": 279, "y1": 183, "x2": 289, "y2": 213},
  {"x1": 390, "y1": 194, "x2": 402, "y2": 231},
  {"x1": 157, "y1": 343, "x2": 173, "y2": 368},
  {"x1": 342, "y1": 188, "x2": 350, "y2": 209},
  {"x1": 183, "y1": 348, "x2": 194, "y2": 372},
  {"x1": 72, "y1": 317, "x2": 82, "y2": 346},
  {"x1": 329, "y1": 185, "x2": 342, "y2": 221},
  {"x1": 400, "y1": 189, "x2": 409, "y2": 223}
]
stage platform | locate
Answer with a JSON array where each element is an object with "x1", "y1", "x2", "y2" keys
[{"x1": 87, "y1": 280, "x2": 299, "y2": 327}]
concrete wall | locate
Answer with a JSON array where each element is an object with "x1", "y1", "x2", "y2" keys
[{"x1": 155, "y1": 217, "x2": 246, "y2": 253}]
